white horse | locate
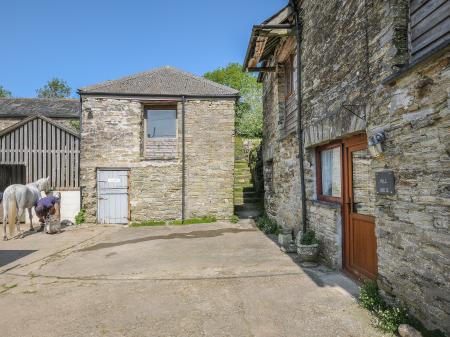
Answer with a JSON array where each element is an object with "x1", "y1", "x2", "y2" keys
[{"x1": 2, "y1": 177, "x2": 51, "y2": 240}]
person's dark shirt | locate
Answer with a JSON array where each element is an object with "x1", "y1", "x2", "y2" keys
[{"x1": 36, "y1": 196, "x2": 58, "y2": 210}]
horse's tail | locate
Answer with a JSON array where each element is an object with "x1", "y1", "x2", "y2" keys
[{"x1": 8, "y1": 194, "x2": 16, "y2": 236}]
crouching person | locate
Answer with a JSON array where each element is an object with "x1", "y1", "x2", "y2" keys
[{"x1": 35, "y1": 192, "x2": 61, "y2": 234}]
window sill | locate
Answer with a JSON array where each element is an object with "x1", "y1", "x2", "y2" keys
[
  {"x1": 140, "y1": 157, "x2": 178, "y2": 161},
  {"x1": 382, "y1": 39, "x2": 450, "y2": 85},
  {"x1": 310, "y1": 199, "x2": 341, "y2": 209}
]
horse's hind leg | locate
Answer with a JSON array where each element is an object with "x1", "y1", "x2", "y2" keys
[
  {"x1": 2, "y1": 210, "x2": 7, "y2": 241},
  {"x1": 16, "y1": 208, "x2": 24, "y2": 238},
  {"x1": 28, "y1": 208, "x2": 34, "y2": 231}
]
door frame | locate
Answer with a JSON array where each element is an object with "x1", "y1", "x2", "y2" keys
[
  {"x1": 96, "y1": 167, "x2": 131, "y2": 224},
  {"x1": 342, "y1": 133, "x2": 377, "y2": 280}
]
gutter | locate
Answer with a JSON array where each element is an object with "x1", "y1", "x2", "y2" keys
[
  {"x1": 76, "y1": 91, "x2": 239, "y2": 100},
  {"x1": 289, "y1": 0, "x2": 308, "y2": 233}
]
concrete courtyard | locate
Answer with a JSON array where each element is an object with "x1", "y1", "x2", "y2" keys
[{"x1": 0, "y1": 221, "x2": 389, "y2": 337}]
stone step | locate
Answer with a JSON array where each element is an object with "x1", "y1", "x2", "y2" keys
[
  {"x1": 234, "y1": 203, "x2": 264, "y2": 219},
  {"x1": 234, "y1": 198, "x2": 263, "y2": 205},
  {"x1": 234, "y1": 186, "x2": 256, "y2": 193},
  {"x1": 234, "y1": 163, "x2": 249, "y2": 170}
]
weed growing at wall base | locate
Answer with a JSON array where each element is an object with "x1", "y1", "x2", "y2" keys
[
  {"x1": 359, "y1": 280, "x2": 407, "y2": 333},
  {"x1": 75, "y1": 209, "x2": 86, "y2": 225},
  {"x1": 256, "y1": 214, "x2": 279, "y2": 234}
]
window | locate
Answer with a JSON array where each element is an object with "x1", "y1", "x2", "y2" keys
[
  {"x1": 316, "y1": 143, "x2": 342, "y2": 203},
  {"x1": 146, "y1": 108, "x2": 176, "y2": 138},
  {"x1": 284, "y1": 54, "x2": 295, "y2": 98}
]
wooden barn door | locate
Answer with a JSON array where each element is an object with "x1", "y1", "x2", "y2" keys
[
  {"x1": 343, "y1": 134, "x2": 377, "y2": 280},
  {"x1": 97, "y1": 170, "x2": 129, "y2": 224}
]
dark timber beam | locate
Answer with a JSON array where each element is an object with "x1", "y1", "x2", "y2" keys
[{"x1": 247, "y1": 67, "x2": 276, "y2": 73}]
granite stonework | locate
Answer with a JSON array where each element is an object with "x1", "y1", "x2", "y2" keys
[
  {"x1": 258, "y1": 0, "x2": 449, "y2": 333},
  {"x1": 80, "y1": 97, "x2": 235, "y2": 224}
]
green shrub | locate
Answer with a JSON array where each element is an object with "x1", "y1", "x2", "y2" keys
[
  {"x1": 359, "y1": 280, "x2": 384, "y2": 312},
  {"x1": 230, "y1": 215, "x2": 240, "y2": 223},
  {"x1": 374, "y1": 306, "x2": 407, "y2": 333},
  {"x1": 130, "y1": 220, "x2": 166, "y2": 227},
  {"x1": 256, "y1": 214, "x2": 279, "y2": 234},
  {"x1": 75, "y1": 209, "x2": 86, "y2": 225},
  {"x1": 170, "y1": 216, "x2": 217, "y2": 225},
  {"x1": 299, "y1": 230, "x2": 318, "y2": 245}
]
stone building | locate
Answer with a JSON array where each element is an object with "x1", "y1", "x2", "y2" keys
[
  {"x1": 0, "y1": 98, "x2": 80, "y2": 132},
  {"x1": 244, "y1": 1, "x2": 449, "y2": 334},
  {"x1": 78, "y1": 66, "x2": 238, "y2": 224}
]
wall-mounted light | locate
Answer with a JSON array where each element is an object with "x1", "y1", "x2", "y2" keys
[
  {"x1": 86, "y1": 108, "x2": 93, "y2": 119},
  {"x1": 368, "y1": 132, "x2": 386, "y2": 158}
]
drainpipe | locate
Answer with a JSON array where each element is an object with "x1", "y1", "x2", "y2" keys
[
  {"x1": 289, "y1": 0, "x2": 307, "y2": 233},
  {"x1": 181, "y1": 96, "x2": 186, "y2": 224},
  {"x1": 78, "y1": 95, "x2": 83, "y2": 211}
]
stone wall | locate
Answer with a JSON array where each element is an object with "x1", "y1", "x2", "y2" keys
[
  {"x1": 80, "y1": 97, "x2": 234, "y2": 223},
  {"x1": 372, "y1": 51, "x2": 450, "y2": 333},
  {"x1": 259, "y1": 0, "x2": 449, "y2": 333}
]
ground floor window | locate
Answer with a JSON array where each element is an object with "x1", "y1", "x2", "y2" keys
[{"x1": 316, "y1": 143, "x2": 342, "y2": 203}]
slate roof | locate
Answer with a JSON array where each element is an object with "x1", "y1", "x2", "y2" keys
[
  {"x1": 0, "y1": 98, "x2": 80, "y2": 118},
  {"x1": 78, "y1": 66, "x2": 239, "y2": 97}
]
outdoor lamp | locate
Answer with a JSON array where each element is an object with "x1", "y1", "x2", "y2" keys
[{"x1": 368, "y1": 132, "x2": 385, "y2": 158}]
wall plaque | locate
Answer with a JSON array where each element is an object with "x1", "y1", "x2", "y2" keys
[{"x1": 375, "y1": 171, "x2": 395, "y2": 195}]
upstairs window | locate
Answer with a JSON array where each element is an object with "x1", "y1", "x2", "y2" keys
[
  {"x1": 146, "y1": 108, "x2": 177, "y2": 138},
  {"x1": 284, "y1": 54, "x2": 295, "y2": 99}
]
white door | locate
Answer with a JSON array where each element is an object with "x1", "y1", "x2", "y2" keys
[{"x1": 97, "y1": 170, "x2": 129, "y2": 224}]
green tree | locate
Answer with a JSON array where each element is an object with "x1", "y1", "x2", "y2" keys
[
  {"x1": 36, "y1": 78, "x2": 71, "y2": 98},
  {"x1": 204, "y1": 63, "x2": 263, "y2": 138},
  {"x1": 0, "y1": 85, "x2": 12, "y2": 98}
]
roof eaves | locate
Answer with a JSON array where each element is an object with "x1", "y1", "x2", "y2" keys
[
  {"x1": 77, "y1": 91, "x2": 240, "y2": 99},
  {"x1": 0, "y1": 114, "x2": 80, "y2": 138}
]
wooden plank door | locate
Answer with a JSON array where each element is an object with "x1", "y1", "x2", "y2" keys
[
  {"x1": 97, "y1": 170, "x2": 129, "y2": 224},
  {"x1": 343, "y1": 134, "x2": 377, "y2": 279}
]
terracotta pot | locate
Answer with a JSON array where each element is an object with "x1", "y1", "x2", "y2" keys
[{"x1": 297, "y1": 243, "x2": 319, "y2": 262}]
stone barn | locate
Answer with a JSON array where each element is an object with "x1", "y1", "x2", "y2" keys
[
  {"x1": 244, "y1": 1, "x2": 449, "y2": 334},
  {"x1": 78, "y1": 66, "x2": 238, "y2": 224},
  {"x1": 0, "y1": 98, "x2": 81, "y2": 221}
]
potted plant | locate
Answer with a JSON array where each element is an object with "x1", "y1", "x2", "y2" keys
[{"x1": 296, "y1": 230, "x2": 319, "y2": 262}]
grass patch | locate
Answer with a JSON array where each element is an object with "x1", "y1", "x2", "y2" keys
[
  {"x1": 170, "y1": 216, "x2": 217, "y2": 225},
  {"x1": 256, "y1": 213, "x2": 280, "y2": 234},
  {"x1": 130, "y1": 220, "x2": 166, "y2": 227},
  {"x1": 0, "y1": 283, "x2": 17, "y2": 294}
]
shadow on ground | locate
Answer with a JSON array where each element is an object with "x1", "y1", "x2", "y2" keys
[{"x1": 0, "y1": 250, "x2": 37, "y2": 267}]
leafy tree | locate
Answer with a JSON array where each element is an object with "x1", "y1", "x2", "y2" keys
[
  {"x1": 0, "y1": 85, "x2": 12, "y2": 98},
  {"x1": 204, "y1": 63, "x2": 263, "y2": 138},
  {"x1": 36, "y1": 78, "x2": 71, "y2": 98}
]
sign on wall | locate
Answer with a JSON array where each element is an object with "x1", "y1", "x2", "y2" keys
[{"x1": 375, "y1": 171, "x2": 395, "y2": 195}]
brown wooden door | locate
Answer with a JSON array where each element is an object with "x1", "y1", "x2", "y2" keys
[{"x1": 343, "y1": 134, "x2": 377, "y2": 279}]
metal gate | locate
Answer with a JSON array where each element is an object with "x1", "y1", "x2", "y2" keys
[{"x1": 97, "y1": 170, "x2": 129, "y2": 224}]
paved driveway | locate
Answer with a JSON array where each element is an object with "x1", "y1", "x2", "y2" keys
[{"x1": 0, "y1": 221, "x2": 388, "y2": 337}]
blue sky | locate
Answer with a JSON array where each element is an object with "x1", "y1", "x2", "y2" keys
[{"x1": 0, "y1": 0, "x2": 286, "y2": 98}]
